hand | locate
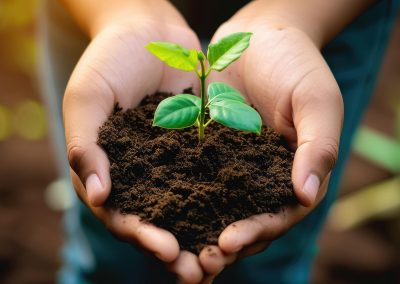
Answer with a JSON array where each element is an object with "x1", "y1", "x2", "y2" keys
[
  {"x1": 63, "y1": 5, "x2": 207, "y2": 282},
  {"x1": 199, "y1": 4, "x2": 344, "y2": 280}
]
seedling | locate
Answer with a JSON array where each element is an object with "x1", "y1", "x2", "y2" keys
[{"x1": 145, "y1": 32, "x2": 261, "y2": 140}]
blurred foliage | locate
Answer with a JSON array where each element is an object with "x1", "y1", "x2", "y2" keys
[
  {"x1": 330, "y1": 176, "x2": 400, "y2": 230},
  {"x1": 0, "y1": 0, "x2": 39, "y2": 75},
  {"x1": 330, "y1": 107, "x2": 400, "y2": 230},
  {"x1": 0, "y1": 105, "x2": 12, "y2": 140},
  {"x1": 14, "y1": 100, "x2": 47, "y2": 140},
  {"x1": 354, "y1": 127, "x2": 400, "y2": 173},
  {"x1": 0, "y1": 100, "x2": 46, "y2": 141}
]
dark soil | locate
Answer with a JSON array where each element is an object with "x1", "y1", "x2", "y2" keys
[{"x1": 98, "y1": 92, "x2": 297, "y2": 254}]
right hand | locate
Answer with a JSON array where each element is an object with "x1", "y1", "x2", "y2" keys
[{"x1": 63, "y1": 3, "x2": 206, "y2": 282}]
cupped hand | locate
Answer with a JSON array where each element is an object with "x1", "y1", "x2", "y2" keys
[
  {"x1": 199, "y1": 4, "x2": 344, "y2": 280},
  {"x1": 63, "y1": 7, "x2": 206, "y2": 282}
]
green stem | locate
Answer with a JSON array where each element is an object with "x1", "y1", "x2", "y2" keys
[
  {"x1": 204, "y1": 119, "x2": 213, "y2": 128},
  {"x1": 198, "y1": 57, "x2": 207, "y2": 141}
]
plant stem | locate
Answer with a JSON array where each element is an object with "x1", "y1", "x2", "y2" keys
[
  {"x1": 198, "y1": 57, "x2": 207, "y2": 141},
  {"x1": 204, "y1": 119, "x2": 213, "y2": 128}
]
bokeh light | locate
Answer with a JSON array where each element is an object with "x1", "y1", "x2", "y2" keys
[
  {"x1": 0, "y1": 105, "x2": 12, "y2": 141},
  {"x1": 0, "y1": 0, "x2": 38, "y2": 29},
  {"x1": 0, "y1": 0, "x2": 38, "y2": 75},
  {"x1": 13, "y1": 100, "x2": 47, "y2": 140}
]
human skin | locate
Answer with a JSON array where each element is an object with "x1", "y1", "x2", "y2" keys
[{"x1": 61, "y1": 0, "x2": 376, "y2": 283}]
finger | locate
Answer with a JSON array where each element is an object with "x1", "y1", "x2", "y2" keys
[
  {"x1": 167, "y1": 251, "x2": 203, "y2": 284},
  {"x1": 106, "y1": 214, "x2": 180, "y2": 262},
  {"x1": 219, "y1": 178, "x2": 329, "y2": 254},
  {"x1": 199, "y1": 246, "x2": 236, "y2": 276},
  {"x1": 71, "y1": 171, "x2": 180, "y2": 262},
  {"x1": 291, "y1": 66, "x2": 343, "y2": 206},
  {"x1": 63, "y1": 28, "x2": 164, "y2": 206},
  {"x1": 219, "y1": 213, "x2": 286, "y2": 254},
  {"x1": 64, "y1": 75, "x2": 113, "y2": 207}
]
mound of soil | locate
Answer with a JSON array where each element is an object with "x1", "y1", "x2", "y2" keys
[{"x1": 98, "y1": 92, "x2": 297, "y2": 254}]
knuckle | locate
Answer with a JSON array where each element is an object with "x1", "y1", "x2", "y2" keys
[
  {"x1": 318, "y1": 137, "x2": 339, "y2": 171},
  {"x1": 67, "y1": 137, "x2": 87, "y2": 174}
]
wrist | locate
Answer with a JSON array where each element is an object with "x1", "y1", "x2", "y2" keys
[
  {"x1": 226, "y1": 0, "x2": 376, "y2": 48},
  {"x1": 225, "y1": 1, "x2": 324, "y2": 48},
  {"x1": 61, "y1": 0, "x2": 189, "y2": 39}
]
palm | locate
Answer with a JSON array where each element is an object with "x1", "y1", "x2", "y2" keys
[
  {"x1": 75, "y1": 20, "x2": 201, "y2": 111},
  {"x1": 211, "y1": 24, "x2": 332, "y2": 142}
]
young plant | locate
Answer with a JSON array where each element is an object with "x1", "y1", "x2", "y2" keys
[{"x1": 145, "y1": 32, "x2": 261, "y2": 140}]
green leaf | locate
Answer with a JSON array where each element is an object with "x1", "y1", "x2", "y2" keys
[
  {"x1": 207, "y1": 32, "x2": 252, "y2": 71},
  {"x1": 210, "y1": 92, "x2": 246, "y2": 104},
  {"x1": 208, "y1": 100, "x2": 262, "y2": 134},
  {"x1": 207, "y1": 82, "x2": 245, "y2": 103},
  {"x1": 145, "y1": 42, "x2": 198, "y2": 72},
  {"x1": 153, "y1": 94, "x2": 201, "y2": 129}
]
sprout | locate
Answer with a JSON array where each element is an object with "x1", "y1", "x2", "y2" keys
[{"x1": 146, "y1": 32, "x2": 261, "y2": 140}]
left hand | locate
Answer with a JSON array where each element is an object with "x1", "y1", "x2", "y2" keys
[{"x1": 196, "y1": 2, "x2": 344, "y2": 281}]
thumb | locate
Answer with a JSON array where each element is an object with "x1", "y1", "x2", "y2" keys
[
  {"x1": 291, "y1": 72, "x2": 343, "y2": 207},
  {"x1": 63, "y1": 74, "x2": 114, "y2": 207},
  {"x1": 62, "y1": 26, "x2": 164, "y2": 207}
]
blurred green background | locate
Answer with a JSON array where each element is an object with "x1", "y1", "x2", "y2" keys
[
  {"x1": 0, "y1": 1, "x2": 60, "y2": 283},
  {"x1": 0, "y1": 1, "x2": 399, "y2": 283}
]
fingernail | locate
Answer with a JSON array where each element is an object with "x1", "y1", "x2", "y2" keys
[
  {"x1": 302, "y1": 174, "x2": 320, "y2": 205},
  {"x1": 86, "y1": 173, "x2": 102, "y2": 206}
]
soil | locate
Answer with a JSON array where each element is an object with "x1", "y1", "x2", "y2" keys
[{"x1": 98, "y1": 92, "x2": 297, "y2": 254}]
